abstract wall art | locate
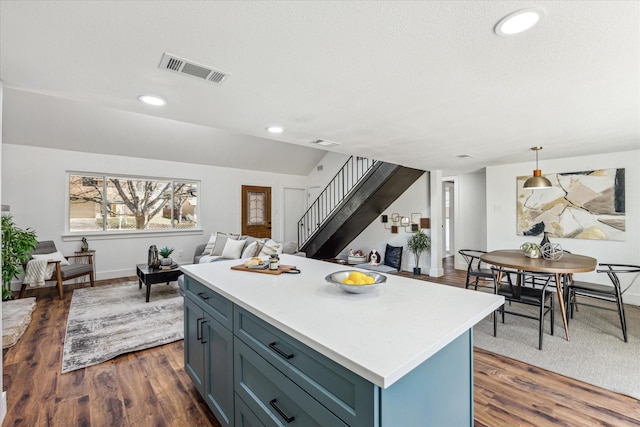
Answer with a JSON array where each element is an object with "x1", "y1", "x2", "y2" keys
[{"x1": 517, "y1": 168, "x2": 625, "y2": 241}]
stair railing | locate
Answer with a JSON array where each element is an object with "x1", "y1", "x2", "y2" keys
[{"x1": 298, "y1": 156, "x2": 377, "y2": 249}]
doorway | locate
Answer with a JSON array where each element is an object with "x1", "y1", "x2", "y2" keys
[
  {"x1": 241, "y1": 185, "x2": 272, "y2": 238},
  {"x1": 283, "y1": 187, "x2": 306, "y2": 244},
  {"x1": 443, "y1": 180, "x2": 454, "y2": 258}
]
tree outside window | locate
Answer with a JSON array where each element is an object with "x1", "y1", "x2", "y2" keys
[{"x1": 69, "y1": 174, "x2": 198, "y2": 232}]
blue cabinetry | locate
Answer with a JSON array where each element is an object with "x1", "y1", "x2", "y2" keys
[
  {"x1": 184, "y1": 276, "x2": 234, "y2": 427},
  {"x1": 184, "y1": 275, "x2": 474, "y2": 426}
]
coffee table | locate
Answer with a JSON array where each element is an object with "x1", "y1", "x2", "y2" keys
[{"x1": 136, "y1": 263, "x2": 183, "y2": 302}]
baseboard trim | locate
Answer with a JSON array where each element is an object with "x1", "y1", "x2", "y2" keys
[{"x1": 429, "y1": 267, "x2": 444, "y2": 277}]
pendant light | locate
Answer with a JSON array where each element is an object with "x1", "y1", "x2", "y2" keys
[{"x1": 523, "y1": 147, "x2": 552, "y2": 189}]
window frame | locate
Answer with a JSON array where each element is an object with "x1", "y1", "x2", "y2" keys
[{"x1": 64, "y1": 171, "x2": 201, "y2": 239}]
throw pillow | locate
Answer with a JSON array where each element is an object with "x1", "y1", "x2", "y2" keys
[
  {"x1": 31, "y1": 251, "x2": 70, "y2": 266},
  {"x1": 281, "y1": 241, "x2": 297, "y2": 254},
  {"x1": 202, "y1": 233, "x2": 217, "y2": 255},
  {"x1": 221, "y1": 238, "x2": 246, "y2": 259},
  {"x1": 212, "y1": 232, "x2": 240, "y2": 256},
  {"x1": 241, "y1": 240, "x2": 265, "y2": 259},
  {"x1": 259, "y1": 239, "x2": 283, "y2": 257},
  {"x1": 384, "y1": 244, "x2": 403, "y2": 271}
]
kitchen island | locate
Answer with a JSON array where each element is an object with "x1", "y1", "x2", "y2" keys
[{"x1": 181, "y1": 255, "x2": 503, "y2": 427}]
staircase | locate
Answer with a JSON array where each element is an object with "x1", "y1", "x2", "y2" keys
[{"x1": 298, "y1": 157, "x2": 424, "y2": 259}]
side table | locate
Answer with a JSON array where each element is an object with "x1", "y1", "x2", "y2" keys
[{"x1": 136, "y1": 264, "x2": 183, "y2": 302}]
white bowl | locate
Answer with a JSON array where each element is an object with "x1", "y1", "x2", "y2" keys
[
  {"x1": 347, "y1": 255, "x2": 367, "y2": 264},
  {"x1": 325, "y1": 270, "x2": 386, "y2": 294}
]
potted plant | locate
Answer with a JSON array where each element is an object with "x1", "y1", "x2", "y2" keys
[
  {"x1": 407, "y1": 229, "x2": 430, "y2": 275},
  {"x1": 520, "y1": 242, "x2": 541, "y2": 258},
  {"x1": 1, "y1": 215, "x2": 38, "y2": 300},
  {"x1": 159, "y1": 246, "x2": 174, "y2": 266}
]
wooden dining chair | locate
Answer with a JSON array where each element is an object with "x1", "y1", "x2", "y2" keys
[
  {"x1": 567, "y1": 263, "x2": 640, "y2": 342},
  {"x1": 491, "y1": 267, "x2": 555, "y2": 350}
]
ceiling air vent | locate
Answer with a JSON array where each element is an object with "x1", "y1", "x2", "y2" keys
[
  {"x1": 455, "y1": 154, "x2": 474, "y2": 159},
  {"x1": 310, "y1": 139, "x2": 341, "y2": 147},
  {"x1": 158, "y1": 52, "x2": 230, "y2": 85}
]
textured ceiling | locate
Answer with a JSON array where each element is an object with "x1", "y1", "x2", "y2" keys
[{"x1": 1, "y1": 1, "x2": 638, "y2": 176}]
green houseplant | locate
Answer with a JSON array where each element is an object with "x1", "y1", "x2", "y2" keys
[
  {"x1": 407, "y1": 229, "x2": 431, "y2": 275},
  {"x1": 159, "y1": 246, "x2": 174, "y2": 266},
  {"x1": 1, "y1": 215, "x2": 38, "y2": 300}
]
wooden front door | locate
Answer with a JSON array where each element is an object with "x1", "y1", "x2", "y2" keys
[{"x1": 241, "y1": 185, "x2": 272, "y2": 238}]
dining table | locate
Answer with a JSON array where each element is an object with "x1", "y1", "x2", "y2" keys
[{"x1": 480, "y1": 249, "x2": 598, "y2": 340}]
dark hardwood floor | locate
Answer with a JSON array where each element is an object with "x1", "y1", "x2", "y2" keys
[{"x1": 3, "y1": 261, "x2": 639, "y2": 426}]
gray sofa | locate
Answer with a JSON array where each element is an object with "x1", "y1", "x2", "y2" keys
[{"x1": 192, "y1": 235, "x2": 305, "y2": 264}]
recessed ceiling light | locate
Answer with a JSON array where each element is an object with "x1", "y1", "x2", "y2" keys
[
  {"x1": 495, "y1": 8, "x2": 545, "y2": 36},
  {"x1": 266, "y1": 126, "x2": 284, "y2": 134},
  {"x1": 138, "y1": 95, "x2": 166, "y2": 106}
]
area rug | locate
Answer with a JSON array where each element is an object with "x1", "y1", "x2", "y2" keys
[
  {"x1": 473, "y1": 300, "x2": 640, "y2": 399},
  {"x1": 2, "y1": 297, "x2": 37, "y2": 349},
  {"x1": 62, "y1": 281, "x2": 183, "y2": 373}
]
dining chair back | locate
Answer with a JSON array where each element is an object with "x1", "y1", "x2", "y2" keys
[
  {"x1": 491, "y1": 267, "x2": 555, "y2": 350},
  {"x1": 459, "y1": 249, "x2": 493, "y2": 290},
  {"x1": 567, "y1": 263, "x2": 640, "y2": 342}
]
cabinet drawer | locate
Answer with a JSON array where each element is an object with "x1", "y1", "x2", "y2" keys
[
  {"x1": 235, "y1": 394, "x2": 266, "y2": 427},
  {"x1": 184, "y1": 275, "x2": 233, "y2": 330},
  {"x1": 235, "y1": 308, "x2": 375, "y2": 426},
  {"x1": 235, "y1": 337, "x2": 348, "y2": 427}
]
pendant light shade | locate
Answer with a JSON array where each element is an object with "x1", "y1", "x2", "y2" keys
[{"x1": 523, "y1": 147, "x2": 552, "y2": 189}]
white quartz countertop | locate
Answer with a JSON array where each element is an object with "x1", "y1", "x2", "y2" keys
[{"x1": 181, "y1": 255, "x2": 504, "y2": 388}]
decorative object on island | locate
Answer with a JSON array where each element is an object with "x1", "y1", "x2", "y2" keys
[
  {"x1": 407, "y1": 229, "x2": 430, "y2": 275},
  {"x1": 80, "y1": 237, "x2": 89, "y2": 252},
  {"x1": 159, "y1": 246, "x2": 174, "y2": 266},
  {"x1": 520, "y1": 242, "x2": 541, "y2": 258},
  {"x1": 1, "y1": 215, "x2": 38, "y2": 301},
  {"x1": 523, "y1": 146, "x2": 552, "y2": 189},
  {"x1": 268, "y1": 253, "x2": 280, "y2": 270}
]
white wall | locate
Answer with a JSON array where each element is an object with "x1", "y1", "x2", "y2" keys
[
  {"x1": 337, "y1": 173, "x2": 430, "y2": 272},
  {"x1": 486, "y1": 150, "x2": 640, "y2": 304},
  {"x1": 2, "y1": 144, "x2": 308, "y2": 283}
]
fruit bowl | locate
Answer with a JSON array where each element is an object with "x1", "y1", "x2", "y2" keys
[{"x1": 325, "y1": 270, "x2": 386, "y2": 294}]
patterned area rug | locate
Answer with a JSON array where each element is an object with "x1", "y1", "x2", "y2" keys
[
  {"x1": 2, "y1": 297, "x2": 37, "y2": 349},
  {"x1": 62, "y1": 281, "x2": 183, "y2": 373}
]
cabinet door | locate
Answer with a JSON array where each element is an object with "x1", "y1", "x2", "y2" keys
[
  {"x1": 184, "y1": 296, "x2": 205, "y2": 394},
  {"x1": 203, "y1": 311, "x2": 234, "y2": 427}
]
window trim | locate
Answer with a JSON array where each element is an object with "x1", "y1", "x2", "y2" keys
[{"x1": 66, "y1": 171, "x2": 200, "y2": 236}]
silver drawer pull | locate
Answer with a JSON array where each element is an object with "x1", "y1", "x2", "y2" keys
[
  {"x1": 269, "y1": 342, "x2": 294, "y2": 360},
  {"x1": 269, "y1": 399, "x2": 295, "y2": 423}
]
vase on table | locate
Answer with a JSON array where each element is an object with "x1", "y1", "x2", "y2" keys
[{"x1": 540, "y1": 232, "x2": 550, "y2": 247}]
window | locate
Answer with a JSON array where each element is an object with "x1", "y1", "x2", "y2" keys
[{"x1": 69, "y1": 174, "x2": 198, "y2": 233}]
